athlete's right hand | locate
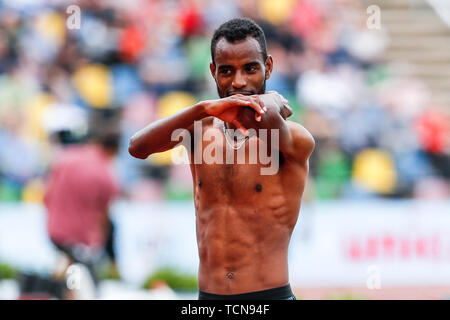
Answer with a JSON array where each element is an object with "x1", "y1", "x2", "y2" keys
[{"x1": 204, "y1": 94, "x2": 266, "y2": 135}]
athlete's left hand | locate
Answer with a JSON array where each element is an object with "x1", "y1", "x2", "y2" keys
[{"x1": 259, "y1": 91, "x2": 292, "y2": 120}]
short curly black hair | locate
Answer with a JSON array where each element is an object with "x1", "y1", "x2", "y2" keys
[{"x1": 211, "y1": 18, "x2": 268, "y2": 65}]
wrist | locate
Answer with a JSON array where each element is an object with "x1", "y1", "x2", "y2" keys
[{"x1": 194, "y1": 100, "x2": 210, "y2": 119}]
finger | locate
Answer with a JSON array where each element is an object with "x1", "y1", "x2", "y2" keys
[
  {"x1": 280, "y1": 96, "x2": 292, "y2": 110},
  {"x1": 248, "y1": 96, "x2": 266, "y2": 114},
  {"x1": 258, "y1": 98, "x2": 268, "y2": 112},
  {"x1": 242, "y1": 98, "x2": 265, "y2": 115},
  {"x1": 250, "y1": 96, "x2": 267, "y2": 113},
  {"x1": 234, "y1": 99, "x2": 253, "y2": 107},
  {"x1": 232, "y1": 119, "x2": 249, "y2": 136},
  {"x1": 234, "y1": 97, "x2": 258, "y2": 108},
  {"x1": 283, "y1": 106, "x2": 293, "y2": 119}
]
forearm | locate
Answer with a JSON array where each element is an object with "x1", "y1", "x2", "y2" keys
[
  {"x1": 129, "y1": 101, "x2": 208, "y2": 159},
  {"x1": 255, "y1": 106, "x2": 292, "y2": 153},
  {"x1": 256, "y1": 106, "x2": 315, "y2": 165}
]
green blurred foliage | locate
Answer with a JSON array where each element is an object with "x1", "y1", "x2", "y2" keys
[
  {"x1": 286, "y1": 93, "x2": 303, "y2": 123},
  {"x1": 97, "y1": 262, "x2": 121, "y2": 281},
  {"x1": 326, "y1": 293, "x2": 367, "y2": 300},
  {"x1": 0, "y1": 180, "x2": 21, "y2": 202},
  {"x1": 0, "y1": 262, "x2": 19, "y2": 280},
  {"x1": 143, "y1": 267, "x2": 198, "y2": 291},
  {"x1": 164, "y1": 181, "x2": 194, "y2": 201},
  {"x1": 366, "y1": 65, "x2": 390, "y2": 86},
  {"x1": 185, "y1": 37, "x2": 211, "y2": 80},
  {"x1": 315, "y1": 150, "x2": 351, "y2": 199}
]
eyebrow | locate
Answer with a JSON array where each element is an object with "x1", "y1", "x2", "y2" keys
[
  {"x1": 217, "y1": 61, "x2": 261, "y2": 69},
  {"x1": 217, "y1": 64, "x2": 232, "y2": 69},
  {"x1": 244, "y1": 61, "x2": 261, "y2": 68}
]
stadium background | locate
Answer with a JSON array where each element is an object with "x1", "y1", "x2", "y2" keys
[{"x1": 0, "y1": 0, "x2": 449, "y2": 299}]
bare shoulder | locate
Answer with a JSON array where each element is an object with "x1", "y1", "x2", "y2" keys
[
  {"x1": 285, "y1": 120, "x2": 315, "y2": 163},
  {"x1": 286, "y1": 120, "x2": 315, "y2": 145}
]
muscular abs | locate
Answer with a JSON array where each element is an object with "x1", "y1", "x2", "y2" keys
[{"x1": 189, "y1": 119, "x2": 306, "y2": 294}]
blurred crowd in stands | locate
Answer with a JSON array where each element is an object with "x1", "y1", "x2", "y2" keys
[{"x1": 0, "y1": 0, "x2": 448, "y2": 203}]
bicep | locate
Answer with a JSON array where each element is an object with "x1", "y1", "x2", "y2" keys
[{"x1": 284, "y1": 121, "x2": 315, "y2": 166}]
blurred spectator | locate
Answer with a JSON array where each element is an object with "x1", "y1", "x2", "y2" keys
[
  {"x1": 43, "y1": 109, "x2": 121, "y2": 297},
  {"x1": 0, "y1": 0, "x2": 447, "y2": 203}
]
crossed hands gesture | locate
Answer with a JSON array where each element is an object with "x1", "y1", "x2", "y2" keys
[{"x1": 204, "y1": 91, "x2": 292, "y2": 135}]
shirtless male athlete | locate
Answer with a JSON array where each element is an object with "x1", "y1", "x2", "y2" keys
[{"x1": 129, "y1": 18, "x2": 314, "y2": 300}]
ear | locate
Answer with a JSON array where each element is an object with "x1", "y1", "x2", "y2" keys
[
  {"x1": 209, "y1": 62, "x2": 217, "y2": 82},
  {"x1": 264, "y1": 55, "x2": 273, "y2": 80}
]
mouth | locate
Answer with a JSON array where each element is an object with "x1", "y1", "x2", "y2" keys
[{"x1": 228, "y1": 91, "x2": 254, "y2": 97}]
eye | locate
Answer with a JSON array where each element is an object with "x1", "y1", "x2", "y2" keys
[
  {"x1": 219, "y1": 68, "x2": 232, "y2": 76},
  {"x1": 245, "y1": 65, "x2": 258, "y2": 73}
]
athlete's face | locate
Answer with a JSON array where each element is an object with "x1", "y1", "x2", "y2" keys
[{"x1": 210, "y1": 36, "x2": 273, "y2": 99}]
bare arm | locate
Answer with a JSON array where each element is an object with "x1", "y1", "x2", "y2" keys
[
  {"x1": 128, "y1": 95, "x2": 266, "y2": 159},
  {"x1": 128, "y1": 102, "x2": 207, "y2": 159},
  {"x1": 284, "y1": 120, "x2": 315, "y2": 166}
]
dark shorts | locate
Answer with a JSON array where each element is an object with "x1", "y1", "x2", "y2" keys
[{"x1": 198, "y1": 284, "x2": 296, "y2": 300}]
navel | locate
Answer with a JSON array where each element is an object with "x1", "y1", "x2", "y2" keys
[
  {"x1": 198, "y1": 179, "x2": 202, "y2": 187},
  {"x1": 255, "y1": 183, "x2": 262, "y2": 192}
]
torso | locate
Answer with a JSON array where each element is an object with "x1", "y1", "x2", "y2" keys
[{"x1": 188, "y1": 117, "x2": 307, "y2": 294}]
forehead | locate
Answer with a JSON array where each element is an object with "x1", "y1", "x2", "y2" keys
[{"x1": 214, "y1": 36, "x2": 264, "y2": 65}]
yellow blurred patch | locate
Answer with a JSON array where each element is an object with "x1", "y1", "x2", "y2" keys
[
  {"x1": 152, "y1": 92, "x2": 195, "y2": 166},
  {"x1": 259, "y1": 0, "x2": 296, "y2": 25},
  {"x1": 148, "y1": 145, "x2": 187, "y2": 166},
  {"x1": 36, "y1": 11, "x2": 66, "y2": 45},
  {"x1": 157, "y1": 91, "x2": 196, "y2": 119},
  {"x1": 23, "y1": 93, "x2": 55, "y2": 143},
  {"x1": 148, "y1": 149, "x2": 173, "y2": 166},
  {"x1": 22, "y1": 179, "x2": 45, "y2": 203},
  {"x1": 72, "y1": 64, "x2": 112, "y2": 108},
  {"x1": 352, "y1": 149, "x2": 397, "y2": 194}
]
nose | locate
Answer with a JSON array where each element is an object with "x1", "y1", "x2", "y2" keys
[{"x1": 232, "y1": 70, "x2": 247, "y2": 89}]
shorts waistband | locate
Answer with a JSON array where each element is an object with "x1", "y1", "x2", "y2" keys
[{"x1": 198, "y1": 284, "x2": 294, "y2": 300}]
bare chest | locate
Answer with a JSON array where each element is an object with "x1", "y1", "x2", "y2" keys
[{"x1": 191, "y1": 122, "x2": 285, "y2": 195}]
